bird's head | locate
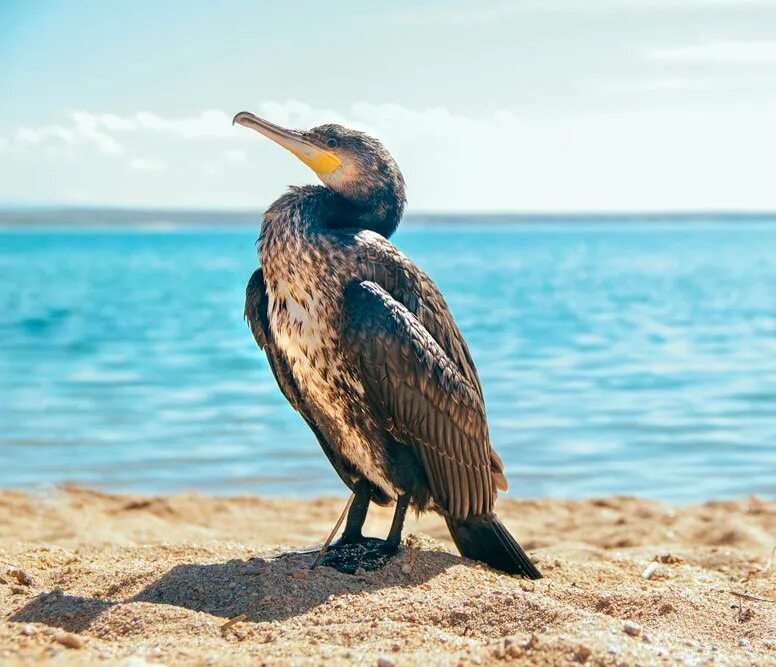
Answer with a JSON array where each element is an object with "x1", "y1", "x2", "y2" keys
[{"x1": 233, "y1": 111, "x2": 405, "y2": 237}]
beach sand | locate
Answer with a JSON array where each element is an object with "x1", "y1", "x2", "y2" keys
[{"x1": 0, "y1": 487, "x2": 774, "y2": 665}]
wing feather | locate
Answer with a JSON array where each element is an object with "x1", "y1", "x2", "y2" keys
[{"x1": 341, "y1": 279, "x2": 497, "y2": 519}]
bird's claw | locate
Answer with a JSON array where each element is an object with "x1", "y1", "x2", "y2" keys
[{"x1": 319, "y1": 537, "x2": 400, "y2": 574}]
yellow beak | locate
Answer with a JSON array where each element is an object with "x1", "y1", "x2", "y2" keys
[{"x1": 232, "y1": 111, "x2": 342, "y2": 176}]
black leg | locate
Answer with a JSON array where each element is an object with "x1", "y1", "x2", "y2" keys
[
  {"x1": 320, "y1": 489, "x2": 410, "y2": 573},
  {"x1": 337, "y1": 479, "x2": 372, "y2": 545},
  {"x1": 382, "y1": 492, "x2": 411, "y2": 554}
]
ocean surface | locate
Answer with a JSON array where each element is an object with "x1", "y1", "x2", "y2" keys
[{"x1": 1, "y1": 217, "x2": 775, "y2": 502}]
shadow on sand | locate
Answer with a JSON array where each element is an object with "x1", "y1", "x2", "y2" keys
[{"x1": 9, "y1": 542, "x2": 464, "y2": 634}]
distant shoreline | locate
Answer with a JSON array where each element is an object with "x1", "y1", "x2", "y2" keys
[{"x1": 1, "y1": 208, "x2": 776, "y2": 228}]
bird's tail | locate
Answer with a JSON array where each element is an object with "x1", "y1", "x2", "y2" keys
[{"x1": 445, "y1": 512, "x2": 542, "y2": 579}]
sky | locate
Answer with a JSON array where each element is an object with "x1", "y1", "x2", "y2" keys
[{"x1": 1, "y1": 0, "x2": 776, "y2": 212}]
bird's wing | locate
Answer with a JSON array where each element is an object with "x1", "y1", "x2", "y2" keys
[
  {"x1": 359, "y1": 242, "x2": 484, "y2": 399},
  {"x1": 355, "y1": 233, "x2": 508, "y2": 493},
  {"x1": 245, "y1": 268, "x2": 270, "y2": 349},
  {"x1": 341, "y1": 279, "x2": 500, "y2": 519}
]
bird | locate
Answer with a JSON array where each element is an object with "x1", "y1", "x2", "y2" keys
[{"x1": 234, "y1": 110, "x2": 541, "y2": 579}]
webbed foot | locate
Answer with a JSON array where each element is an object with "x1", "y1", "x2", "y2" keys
[
  {"x1": 330, "y1": 533, "x2": 371, "y2": 549},
  {"x1": 319, "y1": 537, "x2": 400, "y2": 574}
]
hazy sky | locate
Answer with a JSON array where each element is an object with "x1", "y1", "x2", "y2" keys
[{"x1": 1, "y1": 0, "x2": 776, "y2": 211}]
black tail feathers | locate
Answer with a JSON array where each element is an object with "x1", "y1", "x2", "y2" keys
[{"x1": 445, "y1": 512, "x2": 542, "y2": 579}]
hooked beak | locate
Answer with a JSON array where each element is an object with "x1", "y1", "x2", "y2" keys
[{"x1": 232, "y1": 111, "x2": 342, "y2": 176}]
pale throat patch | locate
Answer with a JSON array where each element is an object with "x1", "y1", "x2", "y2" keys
[{"x1": 316, "y1": 158, "x2": 360, "y2": 192}]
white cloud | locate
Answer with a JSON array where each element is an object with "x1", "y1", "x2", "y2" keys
[
  {"x1": 704, "y1": 0, "x2": 776, "y2": 4},
  {"x1": 71, "y1": 112, "x2": 124, "y2": 155},
  {"x1": 128, "y1": 157, "x2": 167, "y2": 171},
  {"x1": 391, "y1": 0, "x2": 776, "y2": 24},
  {"x1": 15, "y1": 125, "x2": 77, "y2": 146},
  {"x1": 129, "y1": 110, "x2": 236, "y2": 138},
  {"x1": 592, "y1": 78, "x2": 717, "y2": 93},
  {"x1": 2, "y1": 100, "x2": 776, "y2": 211},
  {"x1": 74, "y1": 109, "x2": 237, "y2": 139},
  {"x1": 651, "y1": 41, "x2": 776, "y2": 63},
  {"x1": 587, "y1": 73, "x2": 776, "y2": 93},
  {"x1": 11, "y1": 117, "x2": 122, "y2": 156},
  {"x1": 3, "y1": 110, "x2": 239, "y2": 159},
  {"x1": 224, "y1": 148, "x2": 248, "y2": 162}
]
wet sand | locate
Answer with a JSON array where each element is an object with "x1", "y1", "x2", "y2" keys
[{"x1": 1, "y1": 487, "x2": 774, "y2": 665}]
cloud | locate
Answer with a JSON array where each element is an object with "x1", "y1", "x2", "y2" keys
[
  {"x1": 2, "y1": 103, "x2": 522, "y2": 164},
  {"x1": 588, "y1": 72, "x2": 776, "y2": 93},
  {"x1": 14, "y1": 124, "x2": 77, "y2": 146},
  {"x1": 11, "y1": 115, "x2": 123, "y2": 156},
  {"x1": 390, "y1": 0, "x2": 776, "y2": 24},
  {"x1": 128, "y1": 157, "x2": 167, "y2": 171},
  {"x1": 651, "y1": 41, "x2": 776, "y2": 63},
  {"x1": 3, "y1": 110, "x2": 238, "y2": 158},
  {"x1": 592, "y1": 78, "x2": 718, "y2": 93},
  {"x1": 114, "y1": 110, "x2": 235, "y2": 138},
  {"x1": 224, "y1": 149, "x2": 248, "y2": 163},
  {"x1": 2, "y1": 100, "x2": 776, "y2": 210},
  {"x1": 2, "y1": 110, "x2": 247, "y2": 176},
  {"x1": 71, "y1": 112, "x2": 124, "y2": 155}
]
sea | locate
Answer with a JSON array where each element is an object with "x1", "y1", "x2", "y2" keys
[{"x1": 1, "y1": 212, "x2": 774, "y2": 502}]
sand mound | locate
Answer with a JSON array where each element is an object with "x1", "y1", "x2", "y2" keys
[{"x1": 1, "y1": 487, "x2": 774, "y2": 665}]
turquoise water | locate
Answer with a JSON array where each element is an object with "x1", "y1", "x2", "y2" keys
[{"x1": 1, "y1": 220, "x2": 775, "y2": 501}]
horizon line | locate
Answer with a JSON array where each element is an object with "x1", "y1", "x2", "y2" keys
[{"x1": 2, "y1": 204, "x2": 776, "y2": 219}]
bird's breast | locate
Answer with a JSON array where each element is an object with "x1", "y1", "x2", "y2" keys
[
  {"x1": 269, "y1": 281, "x2": 333, "y2": 374},
  {"x1": 267, "y1": 269, "x2": 364, "y2": 411},
  {"x1": 265, "y1": 272, "x2": 397, "y2": 498}
]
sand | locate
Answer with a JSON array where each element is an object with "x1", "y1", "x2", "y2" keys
[{"x1": 0, "y1": 487, "x2": 774, "y2": 666}]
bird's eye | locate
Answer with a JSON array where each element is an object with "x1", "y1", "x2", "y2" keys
[{"x1": 326, "y1": 138, "x2": 338, "y2": 149}]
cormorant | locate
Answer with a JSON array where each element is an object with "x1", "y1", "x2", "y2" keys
[{"x1": 234, "y1": 111, "x2": 541, "y2": 579}]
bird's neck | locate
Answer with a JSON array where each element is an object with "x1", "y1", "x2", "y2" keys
[
  {"x1": 337, "y1": 185, "x2": 405, "y2": 239},
  {"x1": 261, "y1": 185, "x2": 404, "y2": 243}
]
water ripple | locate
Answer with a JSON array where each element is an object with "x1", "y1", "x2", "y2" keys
[{"x1": 0, "y1": 221, "x2": 774, "y2": 501}]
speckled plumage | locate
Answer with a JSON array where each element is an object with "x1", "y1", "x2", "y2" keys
[
  {"x1": 260, "y1": 191, "x2": 392, "y2": 498},
  {"x1": 242, "y1": 121, "x2": 541, "y2": 578},
  {"x1": 250, "y1": 183, "x2": 505, "y2": 514}
]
